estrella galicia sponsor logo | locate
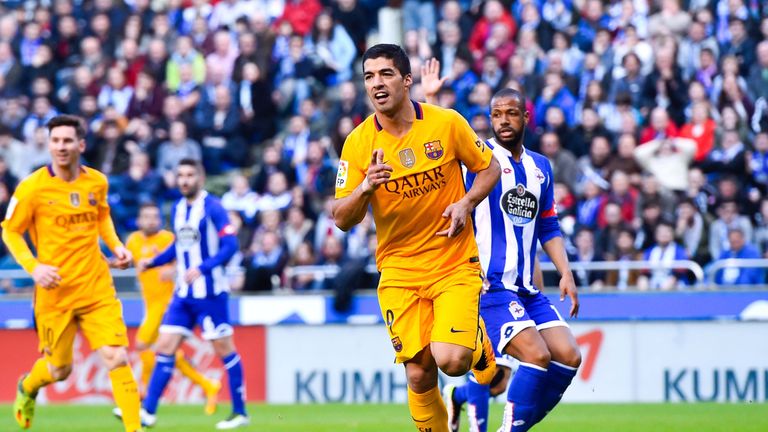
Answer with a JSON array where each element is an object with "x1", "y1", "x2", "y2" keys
[
  {"x1": 500, "y1": 184, "x2": 538, "y2": 225},
  {"x1": 391, "y1": 336, "x2": 403, "y2": 352},
  {"x1": 176, "y1": 225, "x2": 200, "y2": 250},
  {"x1": 423, "y1": 140, "x2": 443, "y2": 160},
  {"x1": 383, "y1": 166, "x2": 447, "y2": 199}
]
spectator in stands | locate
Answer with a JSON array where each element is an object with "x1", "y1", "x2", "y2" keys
[
  {"x1": 316, "y1": 234, "x2": 345, "y2": 290},
  {"x1": 255, "y1": 171, "x2": 292, "y2": 213},
  {"x1": 605, "y1": 228, "x2": 642, "y2": 290},
  {"x1": 609, "y1": 53, "x2": 645, "y2": 108},
  {"x1": 576, "y1": 178, "x2": 604, "y2": 229},
  {"x1": 599, "y1": 170, "x2": 637, "y2": 227},
  {"x1": 283, "y1": 206, "x2": 314, "y2": 256},
  {"x1": 634, "y1": 136, "x2": 697, "y2": 192},
  {"x1": 535, "y1": 70, "x2": 577, "y2": 127},
  {"x1": 166, "y1": 35, "x2": 206, "y2": 93},
  {"x1": 648, "y1": 0, "x2": 691, "y2": 39},
  {"x1": 679, "y1": 101, "x2": 717, "y2": 162},
  {"x1": 0, "y1": 125, "x2": 24, "y2": 180},
  {"x1": 238, "y1": 61, "x2": 277, "y2": 143},
  {"x1": 748, "y1": 41, "x2": 768, "y2": 101},
  {"x1": 606, "y1": 133, "x2": 643, "y2": 183},
  {"x1": 675, "y1": 198, "x2": 708, "y2": 264},
  {"x1": 678, "y1": 19, "x2": 720, "y2": 81},
  {"x1": 709, "y1": 200, "x2": 754, "y2": 261},
  {"x1": 286, "y1": 241, "x2": 321, "y2": 291},
  {"x1": 274, "y1": 34, "x2": 314, "y2": 114},
  {"x1": 222, "y1": 174, "x2": 260, "y2": 225},
  {"x1": 403, "y1": 0, "x2": 437, "y2": 44},
  {"x1": 296, "y1": 140, "x2": 336, "y2": 200},
  {"x1": 469, "y1": 0, "x2": 516, "y2": 62},
  {"x1": 568, "y1": 227, "x2": 606, "y2": 290},
  {"x1": 570, "y1": 107, "x2": 612, "y2": 158},
  {"x1": 686, "y1": 167, "x2": 717, "y2": 214},
  {"x1": 577, "y1": 135, "x2": 613, "y2": 192},
  {"x1": 596, "y1": 201, "x2": 630, "y2": 259},
  {"x1": 748, "y1": 132, "x2": 768, "y2": 193},
  {"x1": 250, "y1": 144, "x2": 295, "y2": 194},
  {"x1": 642, "y1": 47, "x2": 688, "y2": 126},
  {"x1": 126, "y1": 70, "x2": 165, "y2": 121},
  {"x1": 305, "y1": 11, "x2": 356, "y2": 86},
  {"x1": 720, "y1": 17, "x2": 755, "y2": 77},
  {"x1": 701, "y1": 129, "x2": 746, "y2": 179},
  {"x1": 244, "y1": 231, "x2": 288, "y2": 292},
  {"x1": 640, "y1": 106, "x2": 680, "y2": 144},
  {"x1": 108, "y1": 151, "x2": 163, "y2": 235},
  {"x1": 156, "y1": 121, "x2": 202, "y2": 187},
  {"x1": 638, "y1": 221, "x2": 689, "y2": 290},
  {"x1": 21, "y1": 96, "x2": 57, "y2": 141},
  {"x1": 275, "y1": 0, "x2": 322, "y2": 37},
  {"x1": 331, "y1": 0, "x2": 369, "y2": 56},
  {"x1": 195, "y1": 84, "x2": 245, "y2": 174},
  {"x1": 89, "y1": 120, "x2": 130, "y2": 176},
  {"x1": 714, "y1": 228, "x2": 764, "y2": 285},
  {"x1": 539, "y1": 131, "x2": 580, "y2": 186},
  {"x1": 19, "y1": 126, "x2": 51, "y2": 177}
]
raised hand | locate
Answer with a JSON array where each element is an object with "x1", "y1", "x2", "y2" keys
[
  {"x1": 420, "y1": 58, "x2": 447, "y2": 103},
  {"x1": 361, "y1": 149, "x2": 393, "y2": 194}
]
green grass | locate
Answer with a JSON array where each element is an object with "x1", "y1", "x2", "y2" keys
[{"x1": 2, "y1": 403, "x2": 767, "y2": 431}]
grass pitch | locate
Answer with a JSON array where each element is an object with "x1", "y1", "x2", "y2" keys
[{"x1": 1, "y1": 402, "x2": 766, "y2": 431}]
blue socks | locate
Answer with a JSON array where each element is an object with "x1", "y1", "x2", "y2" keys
[
  {"x1": 531, "y1": 361, "x2": 578, "y2": 424},
  {"x1": 452, "y1": 376, "x2": 491, "y2": 432},
  {"x1": 223, "y1": 352, "x2": 246, "y2": 416},
  {"x1": 142, "y1": 353, "x2": 176, "y2": 414},
  {"x1": 466, "y1": 377, "x2": 490, "y2": 432},
  {"x1": 499, "y1": 362, "x2": 548, "y2": 432}
]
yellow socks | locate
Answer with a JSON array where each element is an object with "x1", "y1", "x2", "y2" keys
[
  {"x1": 407, "y1": 386, "x2": 449, "y2": 432},
  {"x1": 22, "y1": 358, "x2": 55, "y2": 395},
  {"x1": 175, "y1": 351, "x2": 215, "y2": 393},
  {"x1": 139, "y1": 349, "x2": 156, "y2": 390},
  {"x1": 109, "y1": 365, "x2": 141, "y2": 432}
]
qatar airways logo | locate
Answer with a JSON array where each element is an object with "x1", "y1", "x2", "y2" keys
[{"x1": 383, "y1": 166, "x2": 447, "y2": 199}]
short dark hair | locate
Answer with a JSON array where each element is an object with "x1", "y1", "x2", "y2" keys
[
  {"x1": 47, "y1": 115, "x2": 86, "y2": 139},
  {"x1": 492, "y1": 88, "x2": 526, "y2": 108},
  {"x1": 139, "y1": 201, "x2": 159, "y2": 213},
  {"x1": 178, "y1": 158, "x2": 202, "y2": 172},
  {"x1": 362, "y1": 44, "x2": 411, "y2": 77}
]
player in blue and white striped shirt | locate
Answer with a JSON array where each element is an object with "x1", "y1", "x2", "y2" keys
[
  {"x1": 133, "y1": 159, "x2": 248, "y2": 430},
  {"x1": 443, "y1": 88, "x2": 582, "y2": 432}
]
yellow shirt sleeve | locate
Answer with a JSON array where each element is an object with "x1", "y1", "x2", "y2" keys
[
  {"x1": 1, "y1": 179, "x2": 39, "y2": 274},
  {"x1": 450, "y1": 110, "x2": 493, "y2": 173},
  {"x1": 95, "y1": 174, "x2": 123, "y2": 252},
  {"x1": 334, "y1": 130, "x2": 368, "y2": 199}
]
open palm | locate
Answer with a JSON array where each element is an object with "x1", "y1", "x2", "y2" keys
[{"x1": 420, "y1": 58, "x2": 447, "y2": 101}]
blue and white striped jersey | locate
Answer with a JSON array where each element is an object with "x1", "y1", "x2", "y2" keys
[
  {"x1": 151, "y1": 191, "x2": 239, "y2": 299},
  {"x1": 466, "y1": 140, "x2": 561, "y2": 295}
]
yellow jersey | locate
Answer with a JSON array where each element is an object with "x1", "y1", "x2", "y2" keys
[
  {"x1": 1, "y1": 165, "x2": 123, "y2": 310},
  {"x1": 125, "y1": 229, "x2": 175, "y2": 306},
  {"x1": 335, "y1": 101, "x2": 493, "y2": 273}
]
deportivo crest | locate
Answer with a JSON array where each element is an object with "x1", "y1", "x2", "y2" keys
[
  {"x1": 500, "y1": 184, "x2": 539, "y2": 226},
  {"x1": 391, "y1": 336, "x2": 403, "y2": 352},
  {"x1": 88, "y1": 192, "x2": 97, "y2": 206},
  {"x1": 70, "y1": 192, "x2": 80, "y2": 207},
  {"x1": 423, "y1": 140, "x2": 444, "y2": 160},
  {"x1": 534, "y1": 168, "x2": 545, "y2": 184},
  {"x1": 509, "y1": 301, "x2": 525, "y2": 319},
  {"x1": 399, "y1": 148, "x2": 416, "y2": 168}
]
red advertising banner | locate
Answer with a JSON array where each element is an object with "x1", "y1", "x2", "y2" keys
[{"x1": 0, "y1": 327, "x2": 265, "y2": 404}]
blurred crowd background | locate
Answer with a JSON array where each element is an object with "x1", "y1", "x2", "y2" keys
[{"x1": 0, "y1": 0, "x2": 766, "y2": 295}]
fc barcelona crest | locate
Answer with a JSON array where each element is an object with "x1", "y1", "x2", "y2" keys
[
  {"x1": 424, "y1": 140, "x2": 444, "y2": 160},
  {"x1": 70, "y1": 192, "x2": 80, "y2": 207},
  {"x1": 391, "y1": 336, "x2": 403, "y2": 352},
  {"x1": 88, "y1": 192, "x2": 97, "y2": 206},
  {"x1": 399, "y1": 148, "x2": 416, "y2": 168}
]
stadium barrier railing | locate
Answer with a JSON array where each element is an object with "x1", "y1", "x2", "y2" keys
[{"x1": 705, "y1": 258, "x2": 768, "y2": 285}]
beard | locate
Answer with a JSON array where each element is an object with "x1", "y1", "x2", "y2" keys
[{"x1": 493, "y1": 125, "x2": 525, "y2": 148}]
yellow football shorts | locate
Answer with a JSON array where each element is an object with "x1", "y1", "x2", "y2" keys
[
  {"x1": 35, "y1": 295, "x2": 129, "y2": 367},
  {"x1": 378, "y1": 262, "x2": 483, "y2": 363},
  {"x1": 136, "y1": 295, "x2": 172, "y2": 346}
]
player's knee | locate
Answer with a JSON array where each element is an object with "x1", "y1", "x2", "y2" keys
[
  {"x1": 559, "y1": 347, "x2": 582, "y2": 369},
  {"x1": 435, "y1": 353, "x2": 472, "y2": 377},
  {"x1": 489, "y1": 367, "x2": 510, "y2": 397},
  {"x1": 50, "y1": 365, "x2": 72, "y2": 381},
  {"x1": 521, "y1": 346, "x2": 551, "y2": 369},
  {"x1": 100, "y1": 346, "x2": 129, "y2": 370}
]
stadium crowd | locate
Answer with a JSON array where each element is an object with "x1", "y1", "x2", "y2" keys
[{"x1": 0, "y1": 0, "x2": 766, "y2": 294}]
